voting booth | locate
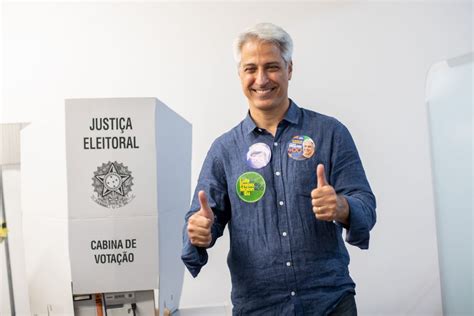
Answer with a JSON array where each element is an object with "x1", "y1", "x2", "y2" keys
[
  {"x1": 427, "y1": 53, "x2": 473, "y2": 315},
  {"x1": 21, "y1": 98, "x2": 191, "y2": 315},
  {"x1": 0, "y1": 123, "x2": 31, "y2": 316}
]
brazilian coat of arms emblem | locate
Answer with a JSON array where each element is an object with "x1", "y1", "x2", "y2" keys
[{"x1": 92, "y1": 161, "x2": 134, "y2": 209}]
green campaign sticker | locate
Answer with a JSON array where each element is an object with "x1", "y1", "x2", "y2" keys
[{"x1": 236, "y1": 172, "x2": 266, "y2": 203}]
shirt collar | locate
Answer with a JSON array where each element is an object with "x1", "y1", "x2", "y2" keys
[{"x1": 243, "y1": 99, "x2": 300, "y2": 135}]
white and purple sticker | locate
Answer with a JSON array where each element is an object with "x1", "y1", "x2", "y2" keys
[{"x1": 246, "y1": 142, "x2": 271, "y2": 169}]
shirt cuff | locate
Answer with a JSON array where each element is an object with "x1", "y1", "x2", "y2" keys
[
  {"x1": 343, "y1": 195, "x2": 371, "y2": 249},
  {"x1": 181, "y1": 226, "x2": 209, "y2": 277}
]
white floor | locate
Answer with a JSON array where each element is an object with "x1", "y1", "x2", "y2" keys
[{"x1": 174, "y1": 305, "x2": 232, "y2": 316}]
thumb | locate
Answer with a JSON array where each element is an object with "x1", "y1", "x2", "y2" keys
[
  {"x1": 317, "y1": 164, "x2": 328, "y2": 188},
  {"x1": 198, "y1": 190, "x2": 213, "y2": 219}
]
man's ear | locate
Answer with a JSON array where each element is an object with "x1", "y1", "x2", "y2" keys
[{"x1": 288, "y1": 61, "x2": 293, "y2": 80}]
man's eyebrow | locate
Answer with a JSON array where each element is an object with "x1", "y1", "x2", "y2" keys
[{"x1": 241, "y1": 61, "x2": 281, "y2": 67}]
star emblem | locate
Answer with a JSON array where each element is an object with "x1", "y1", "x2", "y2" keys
[{"x1": 94, "y1": 162, "x2": 130, "y2": 197}]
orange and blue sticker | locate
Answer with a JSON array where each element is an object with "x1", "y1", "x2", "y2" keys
[{"x1": 287, "y1": 135, "x2": 315, "y2": 160}]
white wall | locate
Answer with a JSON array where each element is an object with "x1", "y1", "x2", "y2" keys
[{"x1": 2, "y1": 1, "x2": 472, "y2": 315}]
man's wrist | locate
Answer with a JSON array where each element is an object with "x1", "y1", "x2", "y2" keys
[{"x1": 335, "y1": 194, "x2": 350, "y2": 226}]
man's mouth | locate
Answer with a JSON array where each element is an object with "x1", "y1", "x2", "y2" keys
[{"x1": 252, "y1": 87, "x2": 276, "y2": 95}]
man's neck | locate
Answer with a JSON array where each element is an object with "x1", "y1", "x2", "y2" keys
[{"x1": 249, "y1": 99, "x2": 290, "y2": 136}]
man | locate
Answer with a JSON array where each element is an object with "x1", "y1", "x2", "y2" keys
[
  {"x1": 182, "y1": 22, "x2": 376, "y2": 315},
  {"x1": 302, "y1": 137, "x2": 315, "y2": 159}
]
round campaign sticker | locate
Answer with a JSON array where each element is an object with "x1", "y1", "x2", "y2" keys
[
  {"x1": 246, "y1": 142, "x2": 271, "y2": 169},
  {"x1": 287, "y1": 135, "x2": 315, "y2": 160},
  {"x1": 236, "y1": 172, "x2": 266, "y2": 203}
]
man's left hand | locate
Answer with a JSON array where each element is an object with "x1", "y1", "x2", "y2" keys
[{"x1": 311, "y1": 164, "x2": 350, "y2": 226}]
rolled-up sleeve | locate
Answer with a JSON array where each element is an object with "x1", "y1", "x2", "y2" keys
[
  {"x1": 181, "y1": 140, "x2": 231, "y2": 277},
  {"x1": 331, "y1": 123, "x2": 376, "y2": 249}
]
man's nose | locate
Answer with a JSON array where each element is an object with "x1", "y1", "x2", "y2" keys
[{"x1": 255, "y1": 69, "x2": 269, "y2": 86}]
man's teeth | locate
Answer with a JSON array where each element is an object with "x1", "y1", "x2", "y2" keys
[{"x1": 255, "y1": 89, "x2": 272, "y2": 94}]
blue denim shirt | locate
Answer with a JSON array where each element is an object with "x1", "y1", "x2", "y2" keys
[{"x1": 182, "y1": 100, "x2": 376, "y2": 315}]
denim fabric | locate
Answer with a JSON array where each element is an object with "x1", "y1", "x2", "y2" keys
[
  {"x1": 328, "y1": 293, "x2": 357, "y2": 316},
  {"x1": 182, "y1": 100, "x2": 376, "y2": 315}
]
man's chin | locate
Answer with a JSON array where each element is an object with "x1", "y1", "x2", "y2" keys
[{"x1": 250, "y1": 100, "x2": 278, "y2": 111}]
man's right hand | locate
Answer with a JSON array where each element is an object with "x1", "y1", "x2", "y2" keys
[{"x1": 187, "y1": 190, "x2": 214, "y2": 248}]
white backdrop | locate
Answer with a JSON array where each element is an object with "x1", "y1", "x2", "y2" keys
[{"x1": 2, "y1": 1, "x2": 472, "y2": 315}]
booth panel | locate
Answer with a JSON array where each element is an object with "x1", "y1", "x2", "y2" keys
[
  {"x1": 158, "y1": 209, "x2": 186, "y2": 314},
  {"x1": 427, "y1": 54, "x2": 473, "y2": 315},
  {"x1": 154, "y1": 101, "x2": 191, "y2": 315},
  {"x1": 66, "y1": 98, "x2": 158, "y2": 219},
  {"x1": 69, "y1": 216, "x2": 158, "y2": 294},
  {"x1": 155, "y1": 102, "x2": 192, "y2": 216}
]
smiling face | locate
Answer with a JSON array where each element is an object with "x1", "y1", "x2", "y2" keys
[
  {"x1": 238, "y1": 39, "x2": 292, "y2": 114},
  {"x1": 303, "y1": 139, "x2": 315, "y2": 158}
]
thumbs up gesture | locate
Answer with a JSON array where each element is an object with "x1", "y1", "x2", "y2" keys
[
  {"x1": 311, "y1": 164, "x2": 349, "y2": 225},
  {"x1": 187, "y1": 191, "x2": 215, "y2": 248}
]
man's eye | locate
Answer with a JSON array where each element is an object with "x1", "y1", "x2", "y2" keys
[
  {"x1": 245, "y1": 68, "x2": 256, "y2": 73},
  {"x1": 268, "y1": 65, "x2": 280, "y2": 71}
]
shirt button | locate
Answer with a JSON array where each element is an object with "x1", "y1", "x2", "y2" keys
[
  {"x1": 291, "y1": 291, "x2": 296, "y2": 296},
  {"x1": 275, "y1": 171, "x2": 281, "y2": 176},
  {"x1": 273, "y1": 142, "x2": 278, "y2": 147},
  {"x1": 282, "y1": 231, "x2": 287, "y2": 237},
  {"x1": 258, "y1": 128, "x2": 263, "y2": 132},
  {"x1": 279, "y1": 201, "x2": 284, "y2": 206},
  {"x1": 286, "y1": 261, "x2": 291, "y2": 267}
]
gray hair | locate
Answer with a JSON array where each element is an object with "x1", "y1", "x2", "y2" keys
[{"x1": 233, "y1": 22, "x2": 293, "y2": 65}]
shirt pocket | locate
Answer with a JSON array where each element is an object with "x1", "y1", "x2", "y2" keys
[{"x1": 289, "y1": 157, "x2": 318, "y2": 196}]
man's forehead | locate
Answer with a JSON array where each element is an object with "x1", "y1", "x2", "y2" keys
[
  {"x1": 240, "y1": 59, "x2": 283, "y2": 66},
  {"x1": 240, "y1": 47, "x2": 285, "y2": 65},
  {"x1": 242, "y1": 39, "x2": 280, "y2": 52}
]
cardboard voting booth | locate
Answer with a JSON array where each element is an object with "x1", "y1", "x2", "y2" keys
[
  {"x1": 0, "y1": 123, "x2": 31, "y2": 316},
  {"x1": 64, "y1": 97, "x2": 191, "y2": 315},
  {"x1": 20, "y1": 98, "x2": 190, "y2": 315},
  {"x1": 427, "y1": 54, "x2": 473, "y2": 315}
]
